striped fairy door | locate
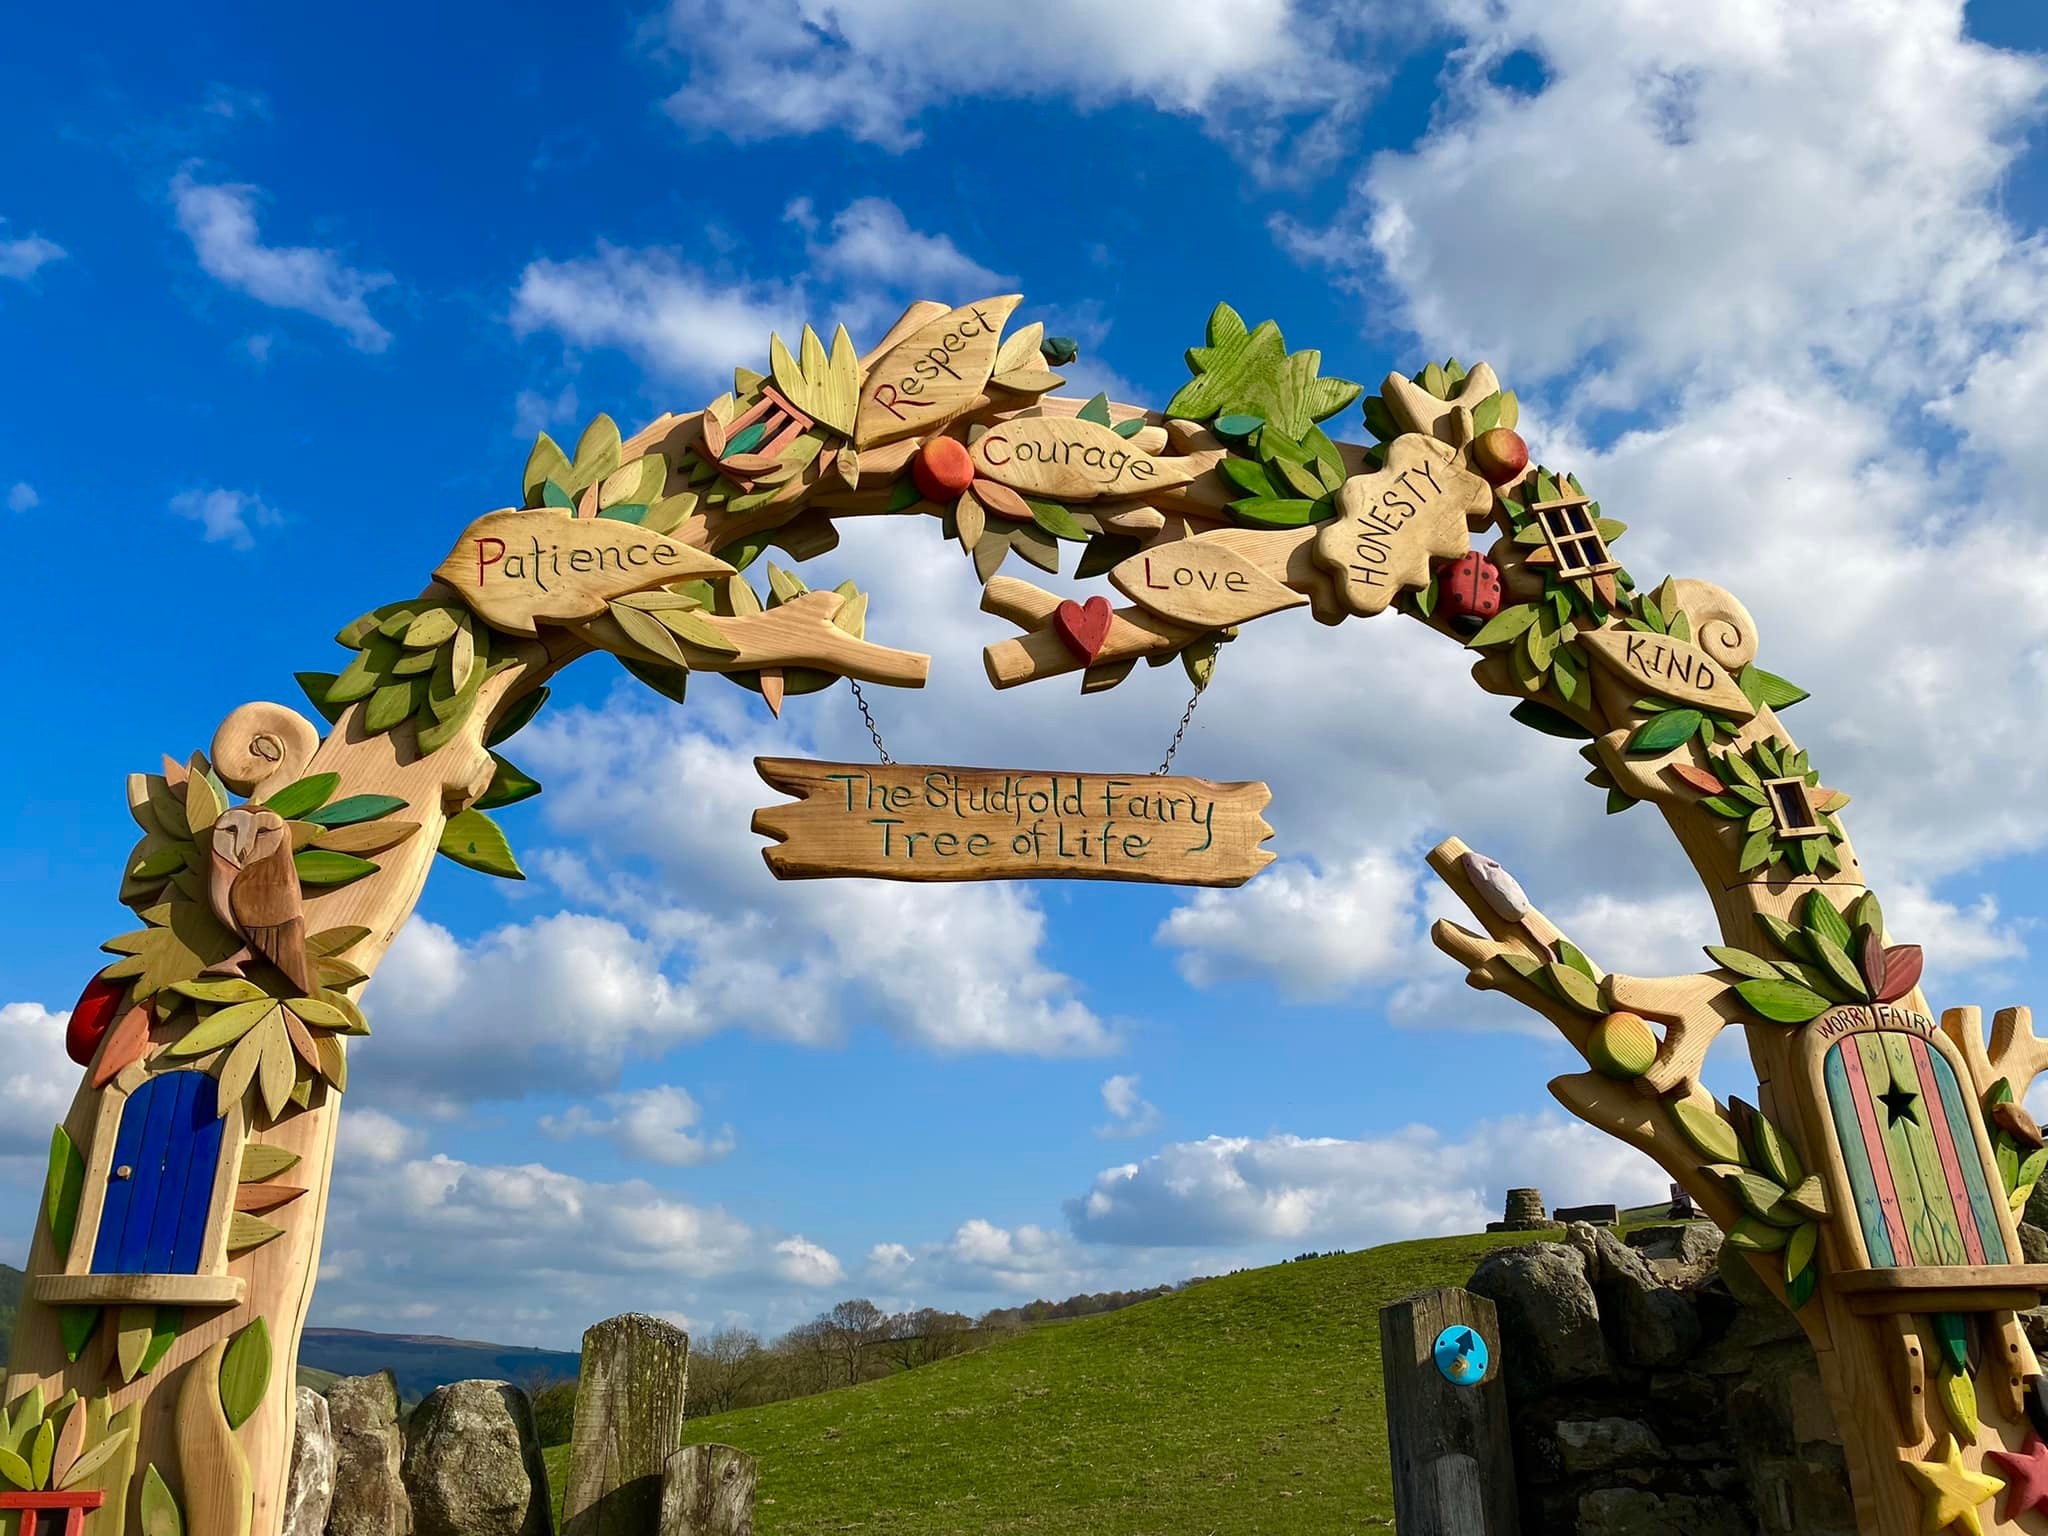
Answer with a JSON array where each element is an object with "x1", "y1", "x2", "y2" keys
[
  {"x1": 90, "y1": 1071, "x2": 225, "y2": 1275},
  {"x1": 1822, "y1": 1031, "x2": 2009, "y2": 1267}
]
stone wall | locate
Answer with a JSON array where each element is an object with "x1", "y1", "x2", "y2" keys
[
  {"x1": 1468, "y1": 1220, "x2": 1860, "y2": 1534},
  {"x1": 295, "y1": 1377, "x2": 549, "y2": 1536}
]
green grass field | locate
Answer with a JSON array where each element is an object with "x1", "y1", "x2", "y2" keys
[{"x1": 543, "y1": 1228, "x2": 1550, "y2": 1535}]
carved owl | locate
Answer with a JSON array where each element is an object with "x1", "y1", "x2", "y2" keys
[{"x1": 207, "y1": 806, "x2": 315, "y2": 994}]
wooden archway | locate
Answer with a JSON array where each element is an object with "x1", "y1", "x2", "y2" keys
[{"x1": 9, "y1": 293, "x2": 2048, "y2": 1536}]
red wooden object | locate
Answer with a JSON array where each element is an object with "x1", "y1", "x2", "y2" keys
[
  {"x1": 1053, "y1": 596, "x2": 1113, "y2": 663},
  {"x1": 0, "y1": 1489, "x2": 106, "y2": 1536},
  {"x1": 912, "y1": 437, "x2": 976, "y2": 502},
  {"x1": 1438, "y1": 551, "x2": 1503, "y2": 628},
  {"x1": 65, "y1": 971, "x2": 125, "y2": 1066}
]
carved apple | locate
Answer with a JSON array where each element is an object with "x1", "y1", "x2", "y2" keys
[
  {"x1": 1470, "y1": 427, "x2": 1528, "y2": 487},
  {"x1": 912, "y1": 437, "x2": 976, "y2": 502},
  {"x1": 65, "y1": 970, "x2": 126, "y2": 1066}
]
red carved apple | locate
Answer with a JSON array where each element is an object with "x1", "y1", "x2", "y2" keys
[
  {"x1": 1470, "y1": 427, "x2": 1528, "y2": 487},
  {"x1": 912, "y1": 437, "x2": 976, "y2": 502},
  {"x1": 66, "y1": 970, "x2": 126, "y2": 1066}
]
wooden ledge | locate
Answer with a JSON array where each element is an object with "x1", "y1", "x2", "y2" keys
[
  {"x1": 1831, "y1": 1264, "x2": 2048, "y2": 1315},
  {"x1": 31, "y1": 1273, "x2": 246, "y2": 1307}
]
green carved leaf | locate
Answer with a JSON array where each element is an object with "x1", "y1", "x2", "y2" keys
[
  {"x1": 1733, "y1": 978, "x2": 1832, "y2": 1023},
  {"x1": 218, "y1": 1318, "x2": 271, "y2": 1431},
  {"x1": 437, "y1": 810, "x2": 525, "y2": 880}
]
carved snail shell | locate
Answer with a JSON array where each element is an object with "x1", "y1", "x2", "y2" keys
[
  {"x1": 1665, "y1": 578, "x2": 1758, "y2": 673},
  {"x1": 211, "y1": 702, "x2": 320, "y2": 800}
]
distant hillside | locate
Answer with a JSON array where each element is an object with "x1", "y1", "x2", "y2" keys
[
  {"x1": 4, "y1": 1266, "x2": 574, "y2": 1398},
  {"x1": 298, "y1": 1327, "x2": 580, "y2": 1400},
  {"x1": 543, "y1": 1228, "x2": 1555, "y2": 1535}
]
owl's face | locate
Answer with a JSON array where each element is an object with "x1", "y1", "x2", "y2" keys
[{"x1": 212, "y1": 806, "x2": 290, "y2": 869}]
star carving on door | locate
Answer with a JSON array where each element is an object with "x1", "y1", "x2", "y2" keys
[{"x1": 1879, "y1": 1082, "x2": 1920, "y2": 1128}]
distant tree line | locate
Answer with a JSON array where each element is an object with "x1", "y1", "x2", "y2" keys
[{"x1": 526, "y1": 1279, "x2": 1215, "y2": 1438}]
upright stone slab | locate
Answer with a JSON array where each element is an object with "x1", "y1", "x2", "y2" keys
[
  {"x1": 282, "y1": 1388, "x2": 336, "y2": 1536},
  {"x1": 565, "y1": 1314, "x2": 692, "y2": 1536},
  {"x1": 1380, "y1": 1287, "x2": 1519, "y2": 1536},
  {"x1": 402, "y1": 1380, "x2": 552, "y2": 1536},
  {"x1": 329, "y1": 1371, "x2": 413, "y2": 1536},
  {"x1": 659, "y1": 1445, "x2": 756, "y2": 1536}
]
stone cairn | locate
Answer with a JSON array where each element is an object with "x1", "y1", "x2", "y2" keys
[{"x1": 1488, "y1": 1188, "x2": 1549, "y2": 1232}]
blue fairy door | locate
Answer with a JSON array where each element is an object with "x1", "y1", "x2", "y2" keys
[{"x1": 92, "y1": 1071, "x2": 225, "y2": 1274}]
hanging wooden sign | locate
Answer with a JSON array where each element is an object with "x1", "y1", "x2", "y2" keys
[
  {"x1": 1311, "y1": 434, "x2": 1487, "y2": 616},
  {"x1": 751, "y1": 759, "x2": 1275, "y2": 886},
  {"x1": 433, "y1": 510, "x2": 733, "y2": 636}
]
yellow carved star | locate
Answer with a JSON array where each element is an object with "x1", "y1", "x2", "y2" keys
[{"x1": 1903, "y1": 1437, "x2": 2004, "y2": 1535}]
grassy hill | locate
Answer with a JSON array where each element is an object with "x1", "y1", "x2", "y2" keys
[{"x1": 543, "y1": 1228, "x2": 1548, "y2": 1535}]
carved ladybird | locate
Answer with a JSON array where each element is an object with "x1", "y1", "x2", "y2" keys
[{"x1": 1439, "y1": 550, "x2": 1503, "y2": 629}]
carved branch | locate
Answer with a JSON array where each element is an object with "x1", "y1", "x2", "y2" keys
[{"x1": 980, "y1": 576, "x2": 1199, "y2": 688}]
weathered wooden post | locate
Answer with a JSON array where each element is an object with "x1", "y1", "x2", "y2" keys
[
  {"x1": 658, "y1": 1447, "x2": 754, "y2": 1536},
  {"x1": 563, "y1": 1315, "x2": 690, "y2": 1536},
  {"x1": 1380, "y1": 1287, "x2": 1519, "y2": 1535}
]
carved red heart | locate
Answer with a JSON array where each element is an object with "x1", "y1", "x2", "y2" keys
[{"x1": 1054, "y1": 596, "x2": 1113, "y2": 663}]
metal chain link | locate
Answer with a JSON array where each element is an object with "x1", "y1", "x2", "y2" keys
[
  {"x1": 847, "y1": 680, "x2": 894, "y2": 765},
  {"x1": 851, "y1": 667, "x2": 1203, "y2": 775},
  {"x1": 1153, "y1": 683, "x2": 1206, "y2": 776}
]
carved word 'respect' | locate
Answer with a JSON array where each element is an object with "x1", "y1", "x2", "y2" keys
[{"x1": 854, "y1": 295, "x2": 1022, "y2": 447}]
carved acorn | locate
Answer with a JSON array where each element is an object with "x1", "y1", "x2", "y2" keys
[{"x1": 1438, "y1": 550, "x2": 1503, "y2": 629}]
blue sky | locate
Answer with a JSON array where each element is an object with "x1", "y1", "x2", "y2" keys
[{"x1": 9, "y1": 0, "x2": 2048, "y2": 1347}]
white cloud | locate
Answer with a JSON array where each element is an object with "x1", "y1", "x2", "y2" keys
[
  {"x1": 651, "y1": 0, "x2": 1368, "y2": 164},
  {"x1": 513, "y1": 381, "x2": 579, "y2": 441},
  {"x1": 540, "y1": 1084, "x2": 737, "y2": 1167},
  {"x1": 510, "y1": 244, "x2": 795, "y2": 386},
  {"x1": 0, "y1": 229, "x2": 64, "y2": 282},
  {"x1": 312, "y1": 1139, "x2": 851, "y2": 1342},
  {"x1": 1096, "y1": 1074, "x2": 1161, "y2": 1139},
  {"x1": 517, "y1": 706, "x2": 1115, "y2": 1061},
  {"x1": 804, "y1": 197, "x2": 1008, "y2": 299},
  {"x1": 772, "y1": 1234, "x2": 845, "y2": 1287},
  {"x1": 167, "y1": 487, "x2": 279, "y2": 549},
  {"x1": 1302, "y1": 0, "x2": 2047, "y2": 394},
  {"x1": 6, "y1": 483, "x2": 37, "y2": 513},
  {"x1": 171, "y1": 168, "x2": 393, "y2": 351},
  {"x1": 1159, "y1": 849, "x2": 1427, "y2": 1000},
  {"x1": 0, "y1": 1003, "x2": 78, "y2": 1157},
  {"x1": 336, "y1": 1107, "x2": 420, "y2": 1166},
  {"x1": 1067, "y1": 1115, "x2": 1667, "y2": 1248},
  {"x1": 867, "y1": 1241, "x2": 914, "y2": 1279}
]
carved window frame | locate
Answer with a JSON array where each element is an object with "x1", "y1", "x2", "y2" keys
[{"x1": 1532, "y1": 494, "x2": 1618, "y2": 579}]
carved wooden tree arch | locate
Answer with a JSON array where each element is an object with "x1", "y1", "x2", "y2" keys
[{"x1": 10, "y1": 293, "x2": 2048, "y2": 1536}]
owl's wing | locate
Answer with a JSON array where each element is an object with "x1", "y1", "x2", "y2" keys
[
  {"x1": 232, "y1": 851, "x2": 316, "y2": 994},
  {"x1": 230, "y1": 848, "x2": 300, "y2": 928}
]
